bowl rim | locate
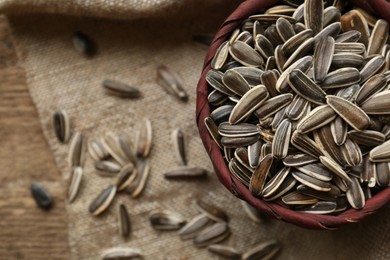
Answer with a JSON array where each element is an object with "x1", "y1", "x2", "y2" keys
[{"x1": 196, "y1": 0, "x2": 390, "y2": 229}]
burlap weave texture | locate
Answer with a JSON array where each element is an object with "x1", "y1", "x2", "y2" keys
[{"x1": 3, "y1": 0, "x2": 390, "y2": 259}]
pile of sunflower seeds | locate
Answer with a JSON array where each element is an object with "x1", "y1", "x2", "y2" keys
[{"x1": 205, "y1": 0, "x2": 390, "y2": 214}]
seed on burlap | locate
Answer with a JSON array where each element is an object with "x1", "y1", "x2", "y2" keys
[
  {"x1": 126, "y1": 159, "x2": 150, "y2": 198},
  {"x1": 229, "y1": 41, "x2": 264, "y2": 67},
  {"x1": 72, "y1": 31, "x2": 96, "y2": 56},
  {"x1": 89, "y1": 185, "x2": 116, "y2": 216},
  {"x1": 304, "y1": 0, "x2": 323, "y2": 35},
  {"x1": 149, "y1": 210, "x2": 186, "y2": 230},
  {"x1": 241, "y1": 201, "x2": 266, "y2": 224},
  {"x1": 208, "y1": 245, "x2": 242, "y2": 260},
  {"x1": 288, "y1": 69, "x2": 326, "y2": 105},
  {"x1": 68, "y1": 132, "x2": 85, "y2": 168},
  {"x1": 102, "y1": 79, "x2": 141, "y2": 98},
  {"x1": 250, "y1": 154, "x2": 273, "y2": 196},
  {"x1": 296, "y1": 201, "x2": 337, "y2": 214},
  {"x1": 115, "y1": 164, "x2": 137, "y2": 192},
  {"x1": 335, "y1": 30, "x2": 362, "y2": 43},
  {"x1": 53, "y1": 110, "x2": 70, "y2": 143},
  {"x1": 346, "y1": 177, "x2": 365, "y2": 209},
  {"x1": 117, "y1": 134, "x2": 137, "y2": 165},
  {"x1": 196, "y1": 198, "x2": 229, "y2": 223},
  {"x1": 95, "y1": 160, "x2": 121, "y2": 174},
  {"x1": 102, "y1": 248, "x2": 142, "y2": 260},
  {"x1": 296, "y1": 105, "x2": 336, "y2": 133},
  {"x1": 282, "y1": 191, "x2": 318, "y2": 205},
  {"x1": 193, "y1": 222, "x2": 231, "y2": 248},
  {"x1": 272, "y1": 119, "x2": 292, "y2": 159},
  {"x1": 178, "y1": 214, "x2": 211, "y2": 240},
  {"x1": 102, "y1": 132, "x2": 129, "y2": 166},
  {"x1": 157, "y1": 65, "x2": 188, "y2": 102},
  {"x1": 242, "y1": 240, "x2": 280, "y2": 260},
  {"x1": 367, "y1": 19, "x2": 389, "y2": 55},
  {"x1": 68, "y1": 167, "x2": 83, "y2": 203},
  {"x1": 164, "y1": 167, "x2": 208, "y2": 179},
  {"x1": 171, "y1": 128, "x2": 186, "y2": 165},
  {"x1": 326, "y1": 95, "x2": 370, "y2": 131},
  {"x1": 340, "y1": 10, "x2": 370, "y2": 47},
  {"x1": 229, "y1": 85, "x2": 269, "y2": 124},
  {"x1": 88, "y1": 139, "x2": 109, "y2": 161},
  {"x1": 119, "y1": 204, "x2": 131, "y2": 239},
  {"x1": 31, "y1": 183, "x2": 53, "y2": 210},
  {"x1": 313, "y1": 36, "x2": 334, "y2": 82},
  {"x1": 136, "y1": 118, "x2": 153, "y2": 158},
  {"x1": 211, "y1": 41, "x2": 230, "y2": 70}
]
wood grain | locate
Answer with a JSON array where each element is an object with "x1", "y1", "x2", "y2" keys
[{"x1": 0, "y1": 16, "x2": 70, "y2": 259}]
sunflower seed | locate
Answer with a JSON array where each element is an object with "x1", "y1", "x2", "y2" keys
[
  {"x1": 193, "y1": 222, "x2": 230, "y2": 248},
  {"x1": 31, "y1": 183, "x2": 53, "y2": 210},
  {"x1": 340, "y1": 138, "x2": 362, "y2": 166},
  {"x1": 249, "y1": 154, "x2": 273, "y2": 196},
  {"x1": 208, "y1": 245, "x2": 241, "y2": 259},
  {"x1": 68, "y1": 167, "x2": 83, "y2": 203},
  {"x1": 136, "y1": 118, "x2": 152, "y2": 158},
  {"x1": 242, "y1": 240, "x2": 280, "y2": 260},
  {"x1": 285, "y1": 95, "x2": 310, "y2": 120},
  {"x1": 361, "y1": 156, "x2": 376, "y2": 187},
  {"x1": 157, "y1": 65, "x2": 188, "y2": 102},
  {"x1": 126, "y1": 159, "x2": 150, "y2": 198},
  {"x1": 149, "y1": 210, "x2": 186, "y2": 230},
  {"x1": 336, "y1": 84, "x2": 360, "y2": 101},
  {"x1": 326, "y1": 95, "x2": 370, "y2": 131},
  {"x1": 274, "y1": 45, "x2": 287, "y2": 72},
  {"x1": 254, "y1": 93, "x2": 293, "y2": 119},
  {"x1": 263, "y1": 172, "x2": 296, "y2": 201},
  {"x1": 291, "y1": 131, "x2": 323, "y2": 158},
  {"x1": 276, "y1": 17, "x2": 296, "y2": 42},
  {"x1": 297, "y1": 184, "x2": 340, "y2": 201},
  {"x1": 253, "y1": 21, "x2": 265, "y2": 37},
  {"x1": 229, "y1": 41, "x2": 264, "y2": 67},
  {"x1": 230, "y1": 67, "x2": 264, "y2": 86},
  {"x1": 313, "y1": 36, "x2": 335, "y2": 82},
  {"x1": 89, "y1": 185, "x2": 116, "y2": 216},
  {"x1": 208, "y1": 90, "x2": 228, "y2": 106},
  {"x1": 320, "y1": 68, "x2": 361, "y2": 89},
  {"x1": 229, "y1": 85, "x2": 269, "y2": 124},
  {"x1": 313, "y1": 125, "x2": 346, "y2": 166},
  {"x1": 164, "y1": 167, "x2": 208, "y2": 179},
  {"x1": 178, "y1": 214, "x2": 211, "y2": 240},
  {"x1": 281, "y1": 29, "x2": 313, "y2": 55},
  {"x1": 248, "y1": 140, "x2": 262, "y2": 168},
  {"x1": 272, "y1": 107, "x2": 287, "y2": 131},
  {"x1": 346, "y1": 176, "x2": 365, "y2": 209},
  {"x1": 367, "y1": 19, "x2": 389, "y2": 56},
  {"x1": 204, "y1": 117, "x2": 222, "y2": 148},
  {"x1": 260, "y1": 142, "x2": 273, "y2": 160},
  {"x1": 211, "y1": 41, "x2": 230, "y2": 70},
  {"x1": 72, "y1": 31, "x2": 96, "y2": 56},
  {"x1": 360, "y1": 56, "x2": 385, "y2": 83},
  {"x1": 102, "y1": 132, "x2": 129, "y2": 166},
  {"x1": 229, "y1": 159, "x2": 251, "y2": 187},
  {"x1": 324, "y1": 6, "x2": 341, "y2": 26},
  {"x1": 296, "y1": 201, "x2": 337, "y2": 214},
  {"x1": 296, "y1": 105, "x2": 337, "y2": 133},
  {"x1": 102, "y1": 248, "x2": 141, "y2": 260},
  {"x1": 116, "y1": 164, "x2": 137, "y2": 192},
  {"x1": 95, "y1": 160, "x2": 121, "y2": 174},
  {"x1": 332, "y1": 54, "x2": 363, "y2": 71},
  {"x1": 369, "y1": 139, "x2": 390, "y2": 162},
  {"x1": 265, "y1": 56, "x2": 277, "y2": 70},
  {"x1": 276, "y1": 56, "x2": 312, "y2": 93},
  {"x1": 282, "y1": 191, "x2": 318, "y2": 205},
  {"x1": 283, "y1": 38, "x2": 314, "y2": 69},
  {"x1": 222, "y1": 70, "x2": 251, "y2": 96},
  {"x1": 196, "y1": 198, "x2": 229, "y2": 222},
  {"x1": 171, "y1": 128, "x2": 186, "y2": 165},
  {"x1": 221, "y1": 135, "x2": 259, "y2": 148},
  {"x1": 355, "y1": 74, "x2": 387, "y2": 105},
  {"x1": 249, "y1": 14, "x2": 296, "y2": 24},
  {"x1": 119, "y1": 204, "x2": 131, "y2": 238},
  {"x1": 264, "y1": 24, "x2": 285, "y2": 46},
  {"x1": 283, "y1": 154, "x2": 317, "y2": 167},
  {"x1": 376, "y1": 162, "x2": 390, "y2": 187},
  {"x1": 117, "y1": 134, "x2": 137, "y2": 165},
  {"x1": 292, "y1": 3, "x2": 304, "y2": 22},
  {"x1": 335, "y1": 30, "x2": 362, "y2": 43},
  {"x1": 211, "y1": 105, "x2": 234, "y2": 124},
  {"x1": 68, "y1": 132, "x2": 85, "y2": 168},
  {"x1": 219, "y1": 123, "x2": 259, "y2": 138},
  {"x1": 292, "y1": 170, "x2": 331, "y2": 191},
  {"x1": 88, "y1": 139, "x2": 109, "y2": 161},
  {"x1": 348, "y1": 130, "x2": 385, "y2": 147},
  {"x1": 314, "y1": 22, "x2": 341, "y2": 43},
  {"x1": 255, "y1": 34, "x2": 274, "y2": 59},
  {"x1": 340, "y1": 10, "x2": 370, "y2": 47},
  {"x1": 272, "y1": 119, "x2": 292, "y2": 159},
  {"x1": 53, "y1": 110, "x2": 70, "y2": 143},
  {"x1": 304, "y1": 0, "x2": 323, "y2": 34},
  {"x1": 288, "y1": 69, "x2": 327, "y2": 105},
  {"x1": 319, "y1": 156, "x2": 352, "y2": 184},
  {"x1": 334, "y1": 42, "x2": 366, "y2": 54},
  {"x1": 102, "y1": 79, "x2": 141, "y2": 98},
  {"x1": 330, "y1": 116, "x2": 347, "y2": 145},
  {"x1": 241, "y1": 20, "x2": 254, "y2": 33},
  {"x1": 361, "y1": 90, "x2": 390, "y2": 115},
  {"x1": 266, "y1": 5, "x2": 296, "y2": 16},
  {"x1": 296, "y1": 162, "x2": 333, "y2": 181},
  {"x1": 240, "y1": 201, "x2": 266, "y2": 224},
  {"x1": 206, "y1": 70, "x2": 235, "y2": 96}
]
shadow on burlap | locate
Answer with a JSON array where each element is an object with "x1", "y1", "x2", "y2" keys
[{"x1": 3, "y1": 0, "x2": 390, "y2": 259}]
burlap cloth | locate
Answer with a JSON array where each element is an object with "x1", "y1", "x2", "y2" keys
[{"x1": 2, "y1": 0, "x2": 390, "y2": 259}]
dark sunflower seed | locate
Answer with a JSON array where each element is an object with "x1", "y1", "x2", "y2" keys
[
  {"x1": 179, "y1": 214, "x2": 211, "y2": 240},
  {"x1": 53, "y1": 110, "x2": 71, "y2": 143},
  {"x1": 295, "y1": 201, "x2": 337, "y2": 214},
  {"x1": 330, "y1": 116, "x2": 347, "y2": 145},
  {"x1": 367, "y1": 19, "x2": 389, "y2": 55},
  {"x1": 102, "y1": 79, "x2": 141, "y2": 98},
  {"x1": 346, "y1": 176, "x2": 365, "y2": 209},
  {"x1": 272, "y1": 119, "x2": 292, "y2": 159},
  {"x1": 193, "y1": 222, "x2": 230, "y2": 248},
  {"x1": 250, "y1": 154, "x2": 273, "y2": 196},
  {"x1": 72, "y1": 31, "x2": 96, "y2": 56},
  {"x1": 89, "y1": 185, "x2": 117, "y2": 216},
  {"x1": 164, "y1": 167, "x2": 208, "y2": 179},
  {"x1": 102, "y1": 248, "x2": 141, "y2": 260},
  {"x1": 340, "y1": 10, "x2": 370, "y2": 47},
  {"x1": 242, "y1": 240, "x2": 280, "y2": 260},
  {"x1": 208, "y1": 245, "x2": 241, "y2": 259},
  {"x1": 297, "y1": 105, "x2": 337, "y2": 133},
  {"x1": 149, "y1": 210, "x2": 186, "y2": 230},
  {"x1": 31, "y1": 183, "x2": 53, "y2": 210},
  {"x1": 157, "y1": 65, "x2": 188, "y2": 102},
  {"x1": 211, "y1": 41, "x2": 230, "y2": 70},
  {"x1": 119, "y1": 204, "x2": 131, "y2": 238},
  {"x1": 304, "y1": 0, "x2": 324, "y2": 35},
  {"x1": 282, "y1": 191, "x2": 318, "y2": 205}
]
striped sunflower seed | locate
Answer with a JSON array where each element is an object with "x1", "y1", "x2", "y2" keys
[
  {"x1": 126, "y1": 159, "x2": 150, "y2": 198},
  {"x1": 276, "y1": 56, "x2": 312, "y2": 93},
  {"x1": 89, "y1": 185, "x2": 117, "y2": 216},
  {"x1": 281, "y1": 29, "x2": 313, "y2": 55},
  {"x1": 242, "y1": 240, "x2": 280, "y2": 260},
  {"x1": 283, "y1": 154, "x2": 317, "y2": 167},
  {"x1": 296, "y1": 105, "x2": 337, "y2": 133},
  {"x1": 255, "y1": 34, "x2": 275, "y2": 59},
  {"x1": 208, "y1": 245, "x2": 241, "y2": 260},
  {"x1": 304, "y1": 0, "x2": 323, "y2": 34},
  {"x1": 229, "y1": 41, "x2": 264, "y2": 67},
  {"x1": 331, "y1": 53, "x2": 363, "y2": 69},
  {"x1": 68, "y1": 167, "x2": 83, "y2": 203},
  {"x1": 369, "y1": 139, "x2": 390, "y2": 162},
  {"x1": 250, "y1": 154, "x2": 273, "y2": 196},
  {"x1": 360, "y1": 56, "x2": 385, "y2": 83},
  {"x1": 292, "y1": 170, "x2": 331, "y2": 192},
  {"x1": 319, "y1": 156, "x2": 352, "y2": 185},
  {"x1": 230, "y1": 67, "x2": 264, "y2": 86},
  {"x1": 276, "y1": 17, "x2": 295, "y2": 42},
  {"x1": 164, "y1": 167, "x2": 208, "y2": 179},
  {"x1": 313, "y1": 125, "x2": 346, "y2": 166},
  {"x1": 297, "y1": 184, "x2": 340, "y2": 201},
  {"x1": 193, "y1": 222, "x2": 231, "y2": 248},
  {"x1": 95, "y1": 160, "x2": 121, "y2": 174},
  {"x1": 211, "y1": 41, "x2": 230, "y2": 70},
  {"x1": 31, "y1": 183, "x2": 53, "y2": 210},
  {"x1": 68, "y1": 132, "x2": 85, "y2": 168},
  {"x1": 88, "y1": 139, "x2": 109, "y2": 161},
  {"x1": 272, "y1": 119, "x2": 292, "y2": 159},
  {"x1": 376, "y1": 162, "x2": 390, "y2": 187},
  {"x1": 102, "y1": 132, "x2": 129, "y2": 166},
  {"x1": 361, "y1": 90, "x2": 390, "y2": 115},
  {"x1": 241, "y1": 201, "x2": 266, "y2": 224},
  {"x1": 115, "y1": 164, "x2": 137, "y2": 192},
  {"x1": 361, "y1": 156, "x2": 376, "y2": 187},
  {"x1": 283, "y1": 38, "x2": 314, "y2": 69},
  {"x1": 356, "y1": 74, "x2": 387, "y2": 106},
  {"x1": 248, "y1": 140, "x2": 262, "y2": 168},
  {"x1": 149, "y1": 210, "x2": 186, "y2": 230},
  {"x1": 367, "y1": 19, "x2": 389, "y2": 56},
  {"x1": 117, "y1": 134, "x2": 137, "y2": 165},
  {"x1": 102, "y1": 248, "x2": 142, "y2": 260},
  {"x1": 330, "y1": 116, "x2": 347, "y2": 145},
  {"x1": 204, "y1": 117, "x2": 222, "y2": 148},
  {"x1": 136, "y1": 118, "x2": 153, "y2": 158},
  {"x1": 291, "y1": 131, "x2": 323, "y2": 158},
  {"x1": 285, "y1": 95, "x2": 310, "y2": 120},
  {"x1": 119, "y1": 204, "x2": 131, "y2": 238},
  {"x1": 282, "y1": 191, "x2": 318, "y2": 205},
  {"x1": 254, "y1": 93, "x2": 293, "y2": 119},
  {"x1": 324, "y1": 6, "x2": 341, "y2": 27},
  {"x1": 206, "y1": 70, "x2": 235, "y2": 96},
  {"x1": 314, "y1": 22, "x2": 341, "y2": 43},
  {"x1": 157, "y1": 65, "x2": 188, "y2": 102},
  {"x1": 335, "y1": 30, "x2": 362, "y2": 43},
  {"x1": 348, "y1": 130, "x2": 385, "y2": 147},
  {"x1": 53, "y1": 110, "x2": 71, "y2": 143},
  {"x1": 222, "y1": 69, "x2": 251, "y2": 96},
  {"x1": 295, "y1": 201, "x2": 337, "y2": 214},
  {"x1": 196, "y1": 198, "x2": 229, "y2": 222},
  {"x1": 172, "y1": 128, "x2": 186, "y2": 165},
  {"x1": 346, "y1": 176, "x2": 365, "y2": 209},
  {"x1": 296, "y1": 163, "x2": 333, "y2": 181},
  {"x1": 102, "y1": 79, "x2": 141, "y2": 98},
  {"x1": 340, "y1": 138, "x2": 362, "y2": 166},
  {"x1": 178, "y1": 214, "x2": 211, "y2": 240},
  {"x1": 313, "y1": 36, "x2": 334, "y2": 82},
  {"x1": 320, "y1": 68, "x2": 361, "y2": 89}
]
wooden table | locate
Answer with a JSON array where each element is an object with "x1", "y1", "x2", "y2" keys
[{"x1": 0, "y1": 16, "x2": 70, "y2": 259}]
